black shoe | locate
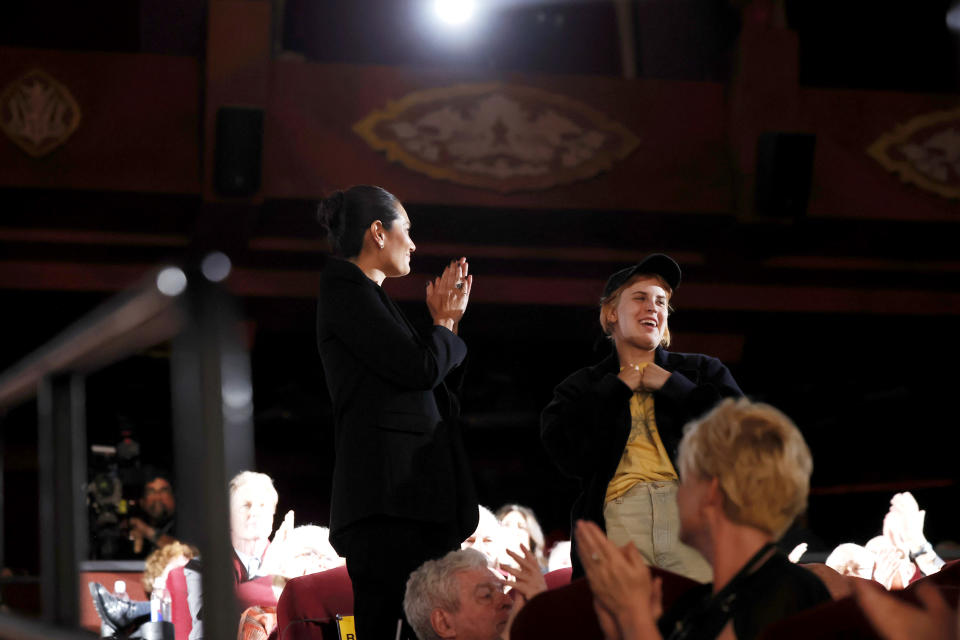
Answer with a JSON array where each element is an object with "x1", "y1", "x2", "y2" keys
[{"x1": 88, "y1": 582, "x2": 149, "y2": 635}]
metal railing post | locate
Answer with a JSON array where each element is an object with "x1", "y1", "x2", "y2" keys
[
  {"x1": 171, "y1": 273, "x2": 254, "y2": 640},
  {"x1": 37, "y1": 373, "x2": 88, "y2": 628}
]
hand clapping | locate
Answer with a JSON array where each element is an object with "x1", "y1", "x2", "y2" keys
[
  {"x1": 575, "y1": 520, "x2": 663, "y2": 639},
  {"x1": 426, "y1": 257, "x2": 473, "y2": 333}
]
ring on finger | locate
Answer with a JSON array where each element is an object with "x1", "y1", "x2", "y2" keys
[{"x1": 591, "y1": 552, "x2": 602, "y2": 562}]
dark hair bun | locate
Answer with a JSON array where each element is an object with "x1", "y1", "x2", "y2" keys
[
  {"x1": 317, "y1": 191, "x2": 346, "y2": 241},
  {"x1": 316, "y1": 185, "x2": 400, "y2": 258}
]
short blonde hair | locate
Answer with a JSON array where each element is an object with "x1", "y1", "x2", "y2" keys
[
  {"x1": 229, "y1": 471, "x2": 278, "y2": 506},
  {"x1": 599, "y1": 273, "x2": 672, "y2": 347},
  {"x1": 677, "y1": 398, "x2": 812, "y2": 539}
]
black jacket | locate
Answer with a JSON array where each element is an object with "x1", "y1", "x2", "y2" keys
[
  {"x1": 316, "y1": 258, "x2": 478, "y2": 552},
  {"x1": 541, "y1": 347, "x2": 742, "y2": 575}
]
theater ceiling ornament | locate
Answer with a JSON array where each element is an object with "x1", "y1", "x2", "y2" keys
[
  {"x1": 867, "y1": 108, "x2": 960, "y2": 200},
  {"x1": 354, "y1": 83, "x2": 640, "y2": 192},
  {"x1": 0, "y1": 69, "x2": 81, "y2": 158}
]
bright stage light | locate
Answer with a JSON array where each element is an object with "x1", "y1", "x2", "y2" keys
[
  {"x1": 434, "y1": 0, "x2": 475, "y2": 26},
  {"x1": 949, "y1": 2, "x2": 960, "y2": 31}
]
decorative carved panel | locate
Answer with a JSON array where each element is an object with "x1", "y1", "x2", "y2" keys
[
  {"x1": 354, "y1": 83, "x2": 639, "y2": 193},
  {"x1": 1, "y1": 69, "x2": 81, "y2": 158},
  {"x1": 868, "y1": 108, "x2": 960, "y2": 200}
]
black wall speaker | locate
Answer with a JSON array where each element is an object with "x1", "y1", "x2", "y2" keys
[
  {"x1": 214, "y1": 106, "x2": 264, "y2": 198},
  {"x1": 754, "y1": 132, "x2": 816, "y2": 220}
]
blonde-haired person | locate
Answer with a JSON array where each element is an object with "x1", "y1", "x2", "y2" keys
[
  {"x1": 576, "y1": 398, "x2": 830, "y2": 640},
  {"x1": 542, "y1": 254, "x2": 742, "y2": 584},
  {"x1": 142, "y1": 541, "x2": 197, "y2": 594}
]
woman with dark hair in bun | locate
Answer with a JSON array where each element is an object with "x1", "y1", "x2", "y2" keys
[{"x1": 315, "y1": 185, "x2": 479, "y2": 639}]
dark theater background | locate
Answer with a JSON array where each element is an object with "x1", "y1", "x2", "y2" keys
[{"x1": 1, "y1": 0, "x2": 959, "y2": 634}]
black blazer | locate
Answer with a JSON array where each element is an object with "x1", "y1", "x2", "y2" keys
[
  {"x1": 541, "y1": 346, "x2": 742, "y2": 575},
  {"x1": 316, "y1": 258, "x2": 478, "y2": 552}
]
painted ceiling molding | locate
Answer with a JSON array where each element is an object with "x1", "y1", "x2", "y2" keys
[
  {"x1": 354, "y1": 83, "x2": 640, "y2": 193},
  {"x1": 868, "y1": 107, "x2": 960, "y2": 200}
]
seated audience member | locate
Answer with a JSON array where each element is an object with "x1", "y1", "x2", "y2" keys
[
  {"x1": 89, "y1": 541, "x2": 197, "y2": 636},
  {"x1": 463, "y1": 506, "x2": 508, "y2": 572},
  {"x1": 178, "y1": 471, "x2": 294, "y2": 640},
  {"x1": 866, "y1": 535, "x2": 917, "y2": 590},
  {"x1": 143, "y1": 541, "x2": 197, "y2": 595},
  {"x1": 229, "y1": 471, "x2": 294, "y2": 583},
  {"x1": 495, "y1": 505, "x2": 547, "y2": 571},
  {"x1": 128, "y1": 470, "x2": 178, "y2": 556},
  {"x1": 266, "y1": 524, "x2": 346, "y2": 598},
  {"x1": 547, "y1": 541, "x2": 572, "y2": 572},
  {"x1": 883, "y1": 491, "x2": 946, "y2": 578},
  {"x1": 576, "y1": 397, "x2": 830, "y2": 640},
  {"x1": 825, "y1": 543, "x2": 876, "y2": 580},
  {"x1": 404, "y1": 546, "x2": 546, "y2": 640}
]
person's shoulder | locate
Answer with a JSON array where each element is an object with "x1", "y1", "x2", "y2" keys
[
  {"x1": 319, "y1": 258, "x2": 365, "y2": 286},
  {"x1": 753, "y1": 553, "x2": 831, "y2": 602},
  {"x1": 558, "y1": 354, "x2": 617, "y2": 385},
  {"x1": 318, "y1": 260, "x2": 378, "y2": 310},
  {"x1": 661, "y1": 349, "x2": 722, "y2": 367},
  {"x1": 658, "y1": 582, "x2": 712, "y2": 636}
]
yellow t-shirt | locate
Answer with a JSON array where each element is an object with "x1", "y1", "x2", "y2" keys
[{"x1": 605, "y1": 365, "x2": 678, "y2": 503}]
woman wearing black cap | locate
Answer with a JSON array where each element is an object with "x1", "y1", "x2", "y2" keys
[
  {"x1": 541, "y1": 254, "x2": 742, "y2": 583},
  {"x1": 315, "y1": 185, "x2": 479, "y2": 639}
]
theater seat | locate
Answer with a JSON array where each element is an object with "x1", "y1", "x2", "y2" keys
[
  {"x1": 510, "y1": 567, "x2": 699, "y2": 640},
  {"x1": 906, "y1": 558, "x2": 960, "y2": 595},
  {"x1": 755, "y1": 594, "x2": 881, "y2": 640},
  {"x1": 166, "y1": 566, "x2": 192, "y2": 640},
  {"x1": 276, "y1": 566, "x2": 354, "y2": 640},
  {"x1": 543, "y1": 567, "x2": 572, "y2": 590}
]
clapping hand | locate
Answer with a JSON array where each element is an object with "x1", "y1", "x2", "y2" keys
[
  {"x1": 575, "y1": 520, "x2": 663, "y2": 640},
  {"x1": 426, "y1": 257, "x2": 472, "y2": 333},
  {"x1": 503, "y1": 545, "x2": 547, "y2": 604},
  {"x1": 261, "y1": 510, "x2": 295, "y2": 575},
  {"x1": 884, "y1": 492, "x2": 927, "y2": 554}
]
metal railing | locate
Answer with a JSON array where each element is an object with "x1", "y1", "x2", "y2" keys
[{"x1": 0, "y1": 258, "x2": 254, "y2": 640}]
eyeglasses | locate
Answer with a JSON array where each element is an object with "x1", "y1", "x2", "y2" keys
[{"x1": 472, "y1": 581, "x2": 507, "y2": 603}]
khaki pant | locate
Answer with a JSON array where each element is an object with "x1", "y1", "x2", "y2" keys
[{"x1": 603, "y1": 480, "x2": 713, "y2": 583}]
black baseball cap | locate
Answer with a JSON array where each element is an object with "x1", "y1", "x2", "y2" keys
[{"x1": 602, "y1": 254, "x2": 681, "y2": 299}]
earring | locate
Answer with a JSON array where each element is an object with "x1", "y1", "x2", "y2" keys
[{"x1": 378, "y1": 242, "x2": 384, "y2": 249}]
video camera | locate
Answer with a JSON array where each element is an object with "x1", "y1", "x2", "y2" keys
[{"x1": 87, "y1": 429, "x2": 142, "y2": 559}]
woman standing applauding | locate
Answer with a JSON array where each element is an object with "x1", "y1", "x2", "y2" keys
[{"x1": 316, "y1": 185, "x2": 479, "y2": 639}]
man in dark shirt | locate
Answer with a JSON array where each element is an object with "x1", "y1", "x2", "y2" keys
[
  {"x1": 127, "y1": 470, "x2": 177, "y2": 556},
  {"x1": 576, "y1": 397, "x2": 830, "y2": 640}
]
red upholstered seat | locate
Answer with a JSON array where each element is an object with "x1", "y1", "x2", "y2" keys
[
  {"x1": 543, "y1": 567, "x2": 573, "y2": 590},
  {"x1": 756, "y1": 594, "x2": 881, "y2": 640},
  {"x1": 237, "y1": 575, "x2": 279, "y2": 609},
  {"x1": 167, "y1": 566, "x2": 279, "y2": 640},
  {"x1": 276, "y1": 566, "x2": 354, "y2": 640},
  {"x1": 907, "y1": 558, "x2": 960, "y2": 593},
  {"x1": 510, "y1": 567, "x2": 699, "y2": 640},
  {"x1": 757, "y1": 562, "x2": 960, "y2": 640},
  {"x1": 166, "y1": 566, "x2": 192, "y2": 640}
]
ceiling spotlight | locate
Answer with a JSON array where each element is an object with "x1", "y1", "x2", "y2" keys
[
  {"x1": 948, "y1": 1, "x2": 960, "y2": 31},
  {"x1": 434, "y1": 0, "x2": 475, "y2": 26}
]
